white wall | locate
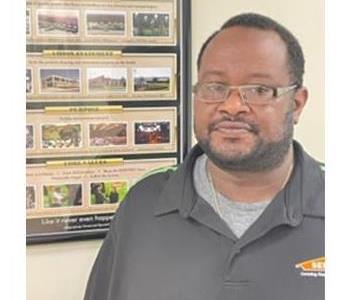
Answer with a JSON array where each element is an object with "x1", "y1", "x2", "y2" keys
[{"x1": 27, "y1": 1, "x2": 324, "y2": 299}]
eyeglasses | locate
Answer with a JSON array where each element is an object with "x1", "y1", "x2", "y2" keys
[{"x1": 193, "y1": 82, "x2": 299, "y2": 105}]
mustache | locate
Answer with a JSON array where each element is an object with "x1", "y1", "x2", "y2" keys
[{"x1": 208, "y1": 116, "x2": 259, "y2": 134}]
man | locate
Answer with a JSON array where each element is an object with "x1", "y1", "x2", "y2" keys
[
  {"x1": 109, "y1": 185, "x2": 119, "y2": 204},
  {"x1": 91, "y1": 183, "x2": 108, "y2": 205},
  {"x1": 85, "y1": 13, "x2": 324, "y2": 300}
]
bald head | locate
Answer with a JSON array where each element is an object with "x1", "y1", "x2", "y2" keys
[{"x1": 197, "y1": 13, "x2": 305, "y2": 85}]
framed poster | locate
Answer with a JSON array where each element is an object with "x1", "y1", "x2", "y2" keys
[
  {"x1": 27, "y1": 157, "x2": 177, "y2": 243},
  {"x1": 26, "y1": 0, "x2": 192, "y2": 243}
]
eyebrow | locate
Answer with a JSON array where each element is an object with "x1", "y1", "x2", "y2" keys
[
  {"x1": 245, "y1": 73, "x2": 274, "y2": 80},
  {"x1": 200, "y1": 71, "x2": 274, "y2": 80},
  {"x1": 199, "y1": 70, "x2": 226, "y2": 78}
]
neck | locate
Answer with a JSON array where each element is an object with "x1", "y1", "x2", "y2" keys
[{"x1": 207, "y1": 146, "x2": 294, "y2": 203}]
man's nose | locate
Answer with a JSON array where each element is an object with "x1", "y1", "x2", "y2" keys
[{"x1": 217, "y1": 88, "x2": 250, "y2": 115}]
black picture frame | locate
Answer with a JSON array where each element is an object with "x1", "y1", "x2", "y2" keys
[{"x1": 26, "y1": 0, "x2": 192, "y2": 244}]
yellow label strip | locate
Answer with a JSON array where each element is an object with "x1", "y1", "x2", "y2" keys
[
  {"x1": 46, "y1": 158, "x2": 124, "y2": 168},
  {"x1": 44, "y1": 106, "x2": 123, "y2": 114},
  {"x1": 43, "y1": 50, "x2": 122, "y2": 57}
]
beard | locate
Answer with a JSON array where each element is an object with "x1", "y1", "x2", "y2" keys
[{"x1": 195, "y1": 110, "x2": 294, "y2": 172}]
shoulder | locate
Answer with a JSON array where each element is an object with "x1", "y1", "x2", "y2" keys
[
  {"x1": 129, "y1": 165, "x2": 178, "y2": 197},
  {"x1": 116, "y1": 165, "x2": 178, "y2": 215},
  {"x1": 294, "y1": 140, "x2": 324, "y2": 185},
  {"x1": 108, "y1": 165, "x2": 180, "y2": 235},
  {"x1": 300, "y1": 152, "x2": 325, "y2": 218},
  {"x1": 304, "y1": 153, "x2": 325, "y2": 185}
]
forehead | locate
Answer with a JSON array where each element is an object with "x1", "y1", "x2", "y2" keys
[{"x1": 199, "y1": 26, "x2": 290, "y2": 83}]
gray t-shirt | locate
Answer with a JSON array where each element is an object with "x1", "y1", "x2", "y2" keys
[{"x1": 193, "y1": 154, "x2": 271, "y2": 238}]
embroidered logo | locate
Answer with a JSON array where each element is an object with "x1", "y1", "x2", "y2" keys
[{"x1": 295, "y1": 256, "x2": 325, "y2": 278}]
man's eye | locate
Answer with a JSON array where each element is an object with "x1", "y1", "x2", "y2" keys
[
  {"x1": 206, "y1": 84, "x2": 227, "y2": 93},
  {"x1": 251, "y1": 86, "x2": 271, "y2": 95}
]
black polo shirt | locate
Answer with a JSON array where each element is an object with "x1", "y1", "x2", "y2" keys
[{"x1": 85, "y1": 141, "x2": 324, "y2": 300}]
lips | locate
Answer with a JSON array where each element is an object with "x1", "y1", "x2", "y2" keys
[
  {"x1": 209, "y1": 120, "x2": 258, "y2": 139},
  {"x1": 213, "y1": 121, "x2": 253, "y2": 131}
]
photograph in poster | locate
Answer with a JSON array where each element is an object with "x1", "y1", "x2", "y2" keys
[
  {"x1": 133, "y1": 67, "x2": 171, "y2": 92},
  {"x1": 39, "y1": 68, "x2": 80, "y2": 94},
  {"x1": 26, "y1": 69, "x2": 32, "y2": 94},
  {"x1": 37, "y1": 9, "x2": 79, "y2": 36},
  {"x1": 26, "y1": 186, "x2": 36, "y2": 210},
  {"x1": 26, "y1": 125, "x2": 34, "y2": 149},
  {"x1": 87, "y1": 68, "x2": 127, "y2": 94},
  {"x1": 90, "y1": 181, "x2": 128, "y2": 205},
  {"x1": 43, "y1": 183, "x2": 82, "y2": 208},
  {"x1": 132, "y1": 12, "x2": 170, "y2": 37},
  {"x1": 26, "y1": 9, "x2": 31, "y2": 36},
  {"x1": 134, "y1": 121, "x2": 170, "y2": 145},
  {"x1": 41, "y1": 123, "x2": 82, "y2": 149},
  {"x1": 89, "y1": 123, "x2": 127, "y2": 147},
  {"x1": 86, "y1": 11, "x2": 126, "y2": 36}
]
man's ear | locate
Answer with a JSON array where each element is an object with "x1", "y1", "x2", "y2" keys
[{"x1": 292, "y1": 87, "x2": 308, "y2": 125}]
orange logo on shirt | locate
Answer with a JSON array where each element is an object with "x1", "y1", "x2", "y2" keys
[{"x1": 295, "y1": 256, "x2": 325, "y2": 273}]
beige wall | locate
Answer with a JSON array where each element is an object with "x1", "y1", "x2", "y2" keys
[
  {"x1": 27, "y1": 240, "x2": 102, "y2": 300},
  {"x1": 27, "y1": 1, "x2": 324, "y2": 299}
]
